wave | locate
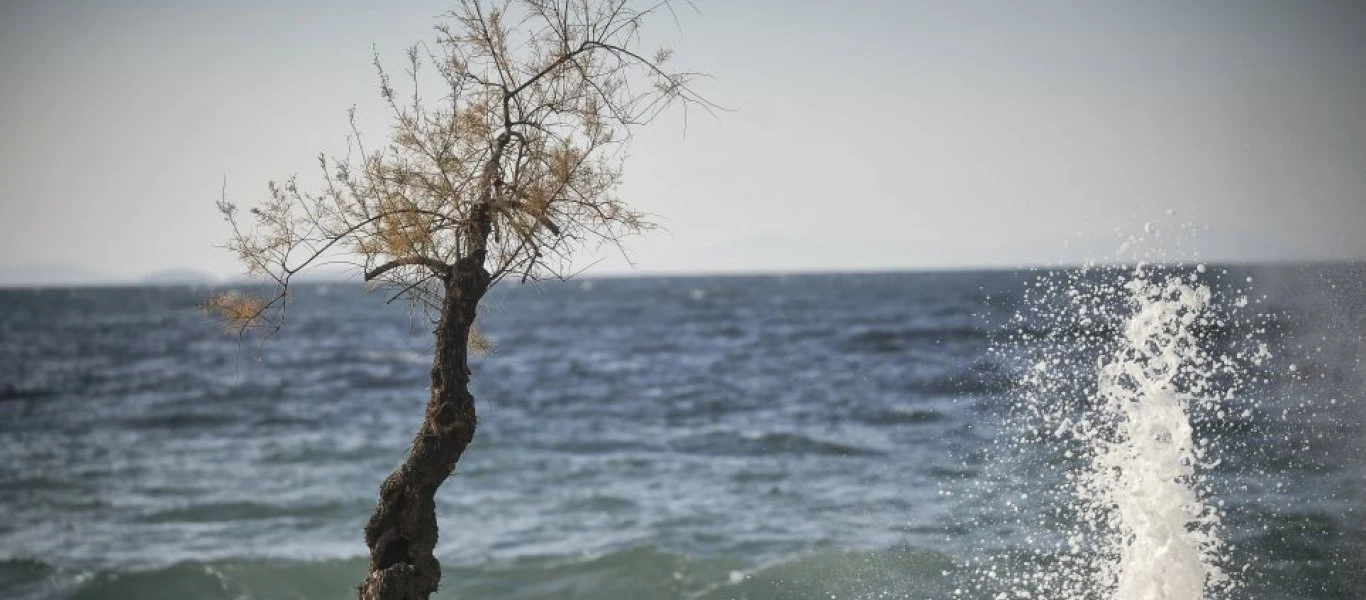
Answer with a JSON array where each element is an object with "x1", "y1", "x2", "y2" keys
[
  {"x1": 0, "y1": 385, "x2": 56, "y2": 402},
  {"x1": 0, "y1": 558, "x2": 52, "y2": 600},
  {"x1": 842, "y1": 325, "x2": 987, "y2": 354},
  {"x1": 905, "y1": 359, "x2": 1013, "y2": 396},
  {"x1": 852, "y1": 405, "x2": 949, "y2": 426},
  {"x1": 14, "y1": 557, "x2": 367, "y2": 600},
  {"x1": 119, "y1": 412, "x2": 242, "y2": 430},
  {"x1": 8, "y1": 545, "x2": 958, "y2": 600},
  {"x1": 670, "y1": 430, "x2": 881, "y2": 457},
  {"x1": 134, "y1": 500, "x2": 362, "y2": 524}
]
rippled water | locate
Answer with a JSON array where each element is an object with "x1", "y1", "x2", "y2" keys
[{"x1": 0, "y1": 267, "x2": 1361, "y2": 599}]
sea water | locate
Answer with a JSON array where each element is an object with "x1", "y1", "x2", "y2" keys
[{"x1": 0, "y1": 266, "x2": 1362, "y2": 599}]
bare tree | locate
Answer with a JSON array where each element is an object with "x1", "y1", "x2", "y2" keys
[{"x1": 211, "y1": 1, "x2": 709, "y2": 598}]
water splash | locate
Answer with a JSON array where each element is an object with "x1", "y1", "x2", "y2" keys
[
  {"x1": 1083, "y1": 275, "x2": 1230, "y2": 599},
  {"x1": 965, "y1": 264, "x2": 1260, "y2": 600}
]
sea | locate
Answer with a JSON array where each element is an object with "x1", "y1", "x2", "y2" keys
[{"x1": 0, "y1": 265, "x2": 1362, "y2": 599}]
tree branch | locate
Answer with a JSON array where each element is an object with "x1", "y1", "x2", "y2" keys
[{"x1": 365, "y1": 256, "x2": 451, "y2": 281}]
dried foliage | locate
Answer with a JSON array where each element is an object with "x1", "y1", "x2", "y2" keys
[
  {"x1": 204, "y1": 291, "x2": 268, "y2": 332},
  {"x1": 467, "y1": 323, "x2": 495, "y2": 355},
  {"x1": 215, "y1": 0, "x2": 712, "y2": 335}
]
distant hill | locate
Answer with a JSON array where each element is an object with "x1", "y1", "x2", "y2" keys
[
  {"x1": 0, "y1": 263, "x2": 118, "y2": 287},
  {"x1": 0, "y1": 264, "x2": 226, "y2": 288},
  {"x1": 141, "y1": 268, "x2": 218, "y2": 286}
]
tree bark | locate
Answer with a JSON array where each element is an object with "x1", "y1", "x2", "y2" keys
[{"x1": 358, "y1": 253, "x2": 490, "y2": 600}]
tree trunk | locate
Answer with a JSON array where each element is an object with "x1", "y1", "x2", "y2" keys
[{"x1": 358, "y1": 256, "x2": 490, "y2": 600}]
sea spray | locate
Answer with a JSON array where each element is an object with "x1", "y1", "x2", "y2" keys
[
  {"x1": 963, "y1": 265, "x2": 1261, "y2": 600},
  {"x1": 1084, "y1": 276, "x2": 1229, "y2": 599}
]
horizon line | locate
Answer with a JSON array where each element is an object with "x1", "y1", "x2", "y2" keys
[{"x1": 1, "y1": 257, "x2": 1362, "y2": 290}]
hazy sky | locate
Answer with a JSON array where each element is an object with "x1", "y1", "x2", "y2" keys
[{"x1": 2, "y1": 0, "x2": 1364, "y2": 283}]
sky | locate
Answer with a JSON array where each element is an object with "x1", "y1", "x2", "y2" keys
[{"x1": 1, "y1": 0, "x2": 1364, "y2": 284}]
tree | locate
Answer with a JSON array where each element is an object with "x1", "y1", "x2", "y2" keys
[{"x1": 211, "y1": 2, "x2": 709, "y2": 598}]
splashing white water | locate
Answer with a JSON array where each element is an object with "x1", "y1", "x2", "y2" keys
[
  {"x1": 1083, "y1": 276, "x2": 1229, "y2": 600},
  {"x1": 967, "y1": 265, "x2": 1255, "y2": 600}
]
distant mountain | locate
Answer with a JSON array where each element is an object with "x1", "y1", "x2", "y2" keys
[
  {"x1": 1, "y1": 262, "x2": 371, "y2": 288},
  {"x1": 0, "y1": 263, "x2": 117, "y2": 287},
  {"x1": 0, "y1": 264, "x2": 227, "y2": 288},
  {"x1": 141, "y1": 268, "x2": 218, "y2": 286}
]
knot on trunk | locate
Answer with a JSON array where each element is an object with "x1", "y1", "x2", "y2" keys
[
  {"x1": 427, "y1": 400, "x2": 459, "y2": 436},
  {"x1": 373, "y1": 526, "x2": 411, "y2": 570},
  {"x1": 453, "y1": 251, "x2": 491, "y2": 295}
]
